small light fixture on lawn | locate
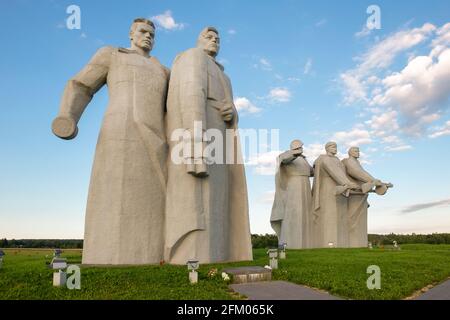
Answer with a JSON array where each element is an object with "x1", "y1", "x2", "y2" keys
[
  {"x1": 0, "y1": 250, "x2": 5, "y2": 269},
  {"x1": 50, "y1": 256, "x2": 68, "y2": 287},
  {"x1": 187, "y1": 260, "x2": 199, "y2": 284},
  {"x1": 53, "y1": 249, "x2": 63, "y2": 258},
  {"x1": 393, "y1": 240, "x2": 400, "y2": 250},
  {"x1": 328, "y1": 242, "x2": 335, "y2": 248},
  {"x1": 267, "y1": 249, "x2": 278, "y2": 269},
  {"x1": 368, "y1": 242, "x2": 373, "y2": 249},
  {"x1": 279, "y1": 243, "x2": 287, "y2": 259}
]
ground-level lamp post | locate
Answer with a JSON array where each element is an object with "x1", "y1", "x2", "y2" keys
[
  {"x1": 279, "y1": 243, "x2": 287, "y2": 259},
  {"x1": 53, "y1": 249, "x2": 62, "y2": 258},
  {"x1": 187, "y1": 260, "x2": 199, "y2": 284},
  {"x1": 267, "y1": 249, "x2": 278, "y2": 269},
  {"x1": 50, "y1": 256, "x2": 68, "y2": 287}
]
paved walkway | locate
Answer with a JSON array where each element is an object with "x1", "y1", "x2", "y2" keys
[
  {"x1": 230, "y1": 281, "x2": 341, "y2": 300},
  {"x1": 231, "y1": 279, "x2": 450, "y2": 300},
  {"x1": 415, "y1": 279, "x2": 450, "y2": 300}
]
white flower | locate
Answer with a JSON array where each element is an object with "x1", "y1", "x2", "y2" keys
[
  {"x1": 264, "y1": 265, "x2": 272, "y2": 270},
  {"x1": 221, "y1": 272, "x2": 230, "y2": 281}
]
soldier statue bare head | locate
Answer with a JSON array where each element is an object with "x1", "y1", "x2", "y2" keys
[
  {"x1": 129, "y1": 18, "x2": 155, "y2": 56},
  {"x1": 325, "y1": 141, "x2": 337, "y2": 156},
  {"x1": 197, "y1": 27, "x2": 220, "y2": 58},
  {"x1": 290, "y1": 139, "x2": 304, "y2": 155},
  {"x1": 348, "y1": 147, "x2": 360, "y2": 159}
]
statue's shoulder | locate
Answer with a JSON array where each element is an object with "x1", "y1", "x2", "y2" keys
[
  {"x1": 149, "y1": 56, "x2": 170, "y2": 78},
  {"x1": 88, "y1": 46, "x2": 116, "y2": 66},
  {"x1": 174, "y1": 47, "x2": 206, "y2": 65},
  {"x1": 315, "y1": 154, "x2": 326, "y2": 164},
  {"x1": 95, "y1": 46, "x2": 117, "y2": 56}
]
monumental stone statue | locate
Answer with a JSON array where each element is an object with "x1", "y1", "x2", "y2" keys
[
  {"x1": 311, "y1": 142, "x2": 359, "y2": 248},
  {"x1": 165, "y1": 27, "x2": 252, "y2": 264},
  {"x1": 52, "y1": 18, "x2": 169, "y2": 265},
  {"x1": 270, "y1": 140, "x2": 314, "y2": 249},
  {"x1": 342, "y1": 147, "x2": 393, "y2": 247}
]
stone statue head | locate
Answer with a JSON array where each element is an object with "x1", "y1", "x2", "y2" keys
[
  {"x1": 129, "y1": 18, "x2": 155, "y2": 53},
  {"x1": 348, "y1": 147, "x2": 360, "y2": 159},
  {"x1": 290, "y1": 139, "x2": 304, "y2": 154},
  {"x1": 197, "y1": 27, "x2": 220, "y2": 58},
  {"x1": 325, "y1": 141, "x2": 337, "y2": 156}
]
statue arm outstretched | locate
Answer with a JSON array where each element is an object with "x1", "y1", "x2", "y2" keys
[
  {"x1": 279, "y1": 150, "x2": 298, "y2": 165},
  {"x1": 52, "y1": 46, "x2": 113, "y2": 140},
  {"x1": 345, "y1": 159, "x2": 376, "y2": 183}
]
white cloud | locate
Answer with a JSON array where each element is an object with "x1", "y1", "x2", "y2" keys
[
  {"x1": 228, "y1": 29, "x2": 237, "y2": 35},
  {"x1": 268, "y1": 87, "x2": 291, "y2": 103},
  {"x1": 340, "y1": 72, "x2": 368, "y2": 104},
  {"x1": 385, "y1": 145, "x2": 412, "y2": 152},
  {"x1": 355, "y1": 25, "x2": 372, "y2": 38},
  {"x1": 234, "y1": 97, "x2": 262, "y2": 115},
  {"x1": 303, "y1": 143, "x2": 325, "y2": 162},
  {"x1": 332, "y1": 127, "x2": 372, "y2": 149},
  {"x1": 365, "y1": 110, "x2": 400, "y2": 137},
  {"x1": 341, "y1": 22, "x2": 450, "y2": 140},
  {"x1": 382, "y1": 135, "x2": 402, "y2": 144},
  {"x1": 315, "y1": 19, "x2": 327, "y2": 27},
  {"x1": 431, "y1": 22, "x2": 450, "y2": 57},
  {"x1": 358, "y1": 23, "x2": 435, "y2": 73},
  {"x1": 372, "y1": 49, "x2": 450, "y2": 135},
  {"x1": 151, "y1": 10, "x2": 185, "y2": 31},
  {"x1": 341, "y1": 23, "x2": 436, "y2": 105},
  {"x1": 303, "y1": 58, "x2": 313, "y2": 75},
  {"x1": 429, "y1": 120, "x2": 450, "y2": 138},
  {"x1": 258, "y1": 58, "x2": 272, "y2": 71},
  {"x1": 247, "y1": 150, "x2": 281, "y2": 176}
]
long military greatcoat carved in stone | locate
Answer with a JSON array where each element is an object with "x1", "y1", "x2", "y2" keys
[
  {"x1": 165, "y1": 47, "x2": 252, "y2": 264},
  {"x1": 54, "y1": 46, "x2": 169, "y2": 264}
]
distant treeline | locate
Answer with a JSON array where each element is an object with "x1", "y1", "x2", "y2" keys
[
  {"x1": 0, "y1": 239, "x2": 83, "y2": 249},
  {"x1": 251, "y1": 233, "x2": 450, "y2": 248},
  {"x1": 368, "y1": 233, "x2": 450, "y2": 245},
  {"x1": 1, "y1": 233, "x2": 449, "y2": 249}
]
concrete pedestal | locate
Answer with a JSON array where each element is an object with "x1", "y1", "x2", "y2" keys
[{"x1": 222, "y1": 266, "x2": 272, "y2": 284}]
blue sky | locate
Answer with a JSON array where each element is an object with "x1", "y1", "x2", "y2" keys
[{"x1": 1, "y1": 0, "x2": 450, "y2": 238}]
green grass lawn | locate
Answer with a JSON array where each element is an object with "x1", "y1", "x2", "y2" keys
[{"x1": 0, "y1": 244, "x2": 449, "y2": 300}]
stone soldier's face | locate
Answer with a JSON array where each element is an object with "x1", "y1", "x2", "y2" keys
[
  {"x1": 327, "y1": 144, "x2": 337, "y2": 155},
  {"x1": 131, "y1": 23, "x2": 155, "y2": 52},
  {"x1": 349, "y1": 148, "x2": 360, "y2": 158},
  {"x1": 200, "y1": 31, "x2": 220, "y2": 57}
]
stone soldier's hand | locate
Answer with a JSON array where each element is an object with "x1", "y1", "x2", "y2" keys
[
  {"x1": 220, "y1": 104, "x2": 234, "y2": 122},
  {"x1": 373, "y1": 179, "x2": 383, "y2": 187},
  {"x1": 349, "y1": 182, "x2": 360, "y2": 190},
  {"x1": 291, "y1": 149, "x2": 302, "y2": 157},
  {"x1": 52, "y1": 115, "x2": 78, "y2": 140}
]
